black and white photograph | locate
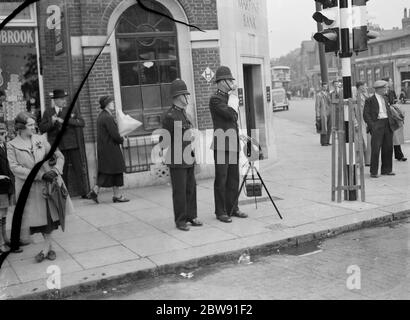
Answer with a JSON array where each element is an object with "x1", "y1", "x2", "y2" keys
[{"x1": 0, "y1": 0, "x2": 410, "y2": 305}]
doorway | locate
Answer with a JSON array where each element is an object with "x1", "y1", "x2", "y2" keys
[{"x1": 242, "y1": 64, "x2": 267, "y2": 154}]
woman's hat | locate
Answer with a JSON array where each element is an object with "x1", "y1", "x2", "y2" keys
[
  {"x1": 99, "y1": 96, "x2": 114, "y2": 108},
  {"x1": 52, "y1": 89, "x2": 68, "y2": 99}
]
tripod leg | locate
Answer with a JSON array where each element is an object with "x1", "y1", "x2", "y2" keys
[
  {"x1": 229, "y1": 164, "x2": 251, "y2": 216},
  {"x1": 254, "y1": 168, "x2": 283, "y2": 220}
]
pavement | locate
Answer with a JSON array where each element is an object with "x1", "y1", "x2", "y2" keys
[{"x1": 1, "y1": 112, "x2": 410, "y2": 300}]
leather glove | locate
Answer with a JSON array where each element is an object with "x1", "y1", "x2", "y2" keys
[{"x1": 42, "y1": 171, "x2": 58, "y2": 183}]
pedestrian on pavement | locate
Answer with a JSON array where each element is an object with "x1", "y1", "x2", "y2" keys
[
  {"x1": 161, "y1": 79, "x2": 202, "y2": 232},
  {"x1": 363, "y1": 80, "x2": 399, "y2": 178},
  {"x1": 87, "y1": 96, "x2": 129, "y2": 204},
  {"x1": 8, "y1": 112, "x2": 69, "y2": 261},
  {"x1": 315, "y1": 82, "x2": 332, "y2": 146},
  {"x1": 39, "y1": 89, "x2": 89, "y2": 198},
  {"x1": 355, "y1": 81, "x2": 371, "y2": 166},
  {"x1": 0, "y1": 123, "x2": 14, "y2": 254},
  {"x1": 383, "y1": 77, "x2": 407, "y2": 162},
  {"x1": 330, "y1": 80, "x2": 342, "y2": 128},
  {"x1": 209, "y1": 66, "x2": 248, "y2": 223}
]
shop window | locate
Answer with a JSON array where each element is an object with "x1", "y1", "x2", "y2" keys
[
  {"x1": 0, "y1": 2, "x2": 34, "y2": 22},
  {"x1": 375, "y1": 68, "x2": 381, "y2": 80},
  {"x1": 116, "y1": 2, "x2": 179, "y2": 136},
  {"x1": 367, "y1": 69, "x2": 373, "y2": 87},
  {"x1": 359, "y1": 70, "x2": 365, "y2": 82},
  {"x1": 116, "y1": 1, "x2": 180, "y2": 173},
  {"x1": 401, "y1": 39, "x2": 406, "y2": 48}
]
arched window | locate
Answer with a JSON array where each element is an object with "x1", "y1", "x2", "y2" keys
[{"x1": 116, "y1": 1, "x2": 179, "y2": 135}]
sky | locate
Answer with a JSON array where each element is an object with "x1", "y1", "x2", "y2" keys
[{"x1": 268, "y1": 0, "x2": 410, "y2": 59}]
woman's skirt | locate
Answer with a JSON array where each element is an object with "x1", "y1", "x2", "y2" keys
[{"x1": 97, "y1": 173, "x2": 124, "y2": 188}]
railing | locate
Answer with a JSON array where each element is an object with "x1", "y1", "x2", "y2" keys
[{"x1": 122, "y1": 134, "x2": 160, "y2": 173}]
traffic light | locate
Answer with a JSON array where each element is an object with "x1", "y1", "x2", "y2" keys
[
  {"x1": 352, "y1": 0, "x2": 379, "y2": 53},
  {"x1": 313, "y1": 0, "x2": 340, "y2": 53}
]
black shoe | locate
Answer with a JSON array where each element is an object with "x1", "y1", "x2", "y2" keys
[
  {"x1": 401, "y1": 158, "x2": 407, "y2": 162},
  {"x1": 231, "y1": 210, "x2": 248, "y2": 218},
  {"x1": 177, "y1": 224, "x2": 190, "y2": 231},
  {"x1": 5, "y1": 240, "x2": 31, "y2": 247},
  {"x1": 81, "y1": 194, "x2": 89, "y2": 199},
  {"x1": 217, "y1": 215, "x2": 232, "y2": 223},
  {"x1": 188, "y1": 219, "x2": 203, "y2": 227},
  {"x1": 113, "y1": 195, "x2": 130, "y2": 203},
  {"x1": 370, "y1": 174, "x2": 379, "y2": 178},
  {"x1": 381, "y1": 172, "x2": 396, "y2": 176},
  {"x1": 87, "y1": 190, "x2": 99, "y2": 204}
]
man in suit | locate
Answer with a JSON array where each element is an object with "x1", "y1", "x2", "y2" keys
[
  {"x1": 209, "y1": 66, "x2": 247, "y2": 223},
  {"x1": 162, "y1": 79, "x2": 202, "y2": 231},
  {"x1": 363, "y1": 80, "x2": 398, "y2": 178},
  {"x1": 39, "y1": 89, "x2": 88, "y2": 197}
]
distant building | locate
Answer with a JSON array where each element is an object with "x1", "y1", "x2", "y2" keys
[{"x1": 353, "y1": 8, "x2": 410, "y2": 95}]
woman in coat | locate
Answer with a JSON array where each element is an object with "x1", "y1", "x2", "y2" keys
[
  {"x1": 87, "y1": 96, "x2": 129, "y2": 204},
  {"x1": 7, "y1": 112, "x2": 69, "y2": 262}
]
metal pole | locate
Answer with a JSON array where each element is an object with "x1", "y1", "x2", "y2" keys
[
  {"x1": 339, "y1": 0, "x2": 358, "y2": 201},
  {"x1": 316, "y1": 1, "x2": 329, "y2": 84}
]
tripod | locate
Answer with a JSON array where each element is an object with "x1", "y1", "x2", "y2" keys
[{"x1": 229, "y1": 160, "x2": 283, "y2": 220}]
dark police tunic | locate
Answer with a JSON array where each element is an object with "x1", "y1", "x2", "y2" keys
[
  {"x1": 162, "y1": 105, "x2": 197, "y2": 227},
  {"x1": 209, "y1": 90, "x2": 240, "y2": 217}
]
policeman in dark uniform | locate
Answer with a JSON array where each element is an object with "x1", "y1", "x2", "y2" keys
[
  {"x1": 162, "y1": 79, "x2": 202, "y2": 231},
  {"x1": 209, "y1": 66, "x2": 248, "y2": 223}
]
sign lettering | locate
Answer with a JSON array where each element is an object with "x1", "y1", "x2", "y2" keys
[
  {"x1": 47, "y1": 5, "x2": 64, "y2": 56},
  {"x1": 238, "y1": 0, "x2": 260, "y2": 30},
  {"x1": 0, "y1": 29, "x2": 34, "y2": 45}
]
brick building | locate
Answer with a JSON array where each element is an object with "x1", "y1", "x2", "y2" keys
[
  {"x1": 0, "y1": 0, "x2": 273, "y2": 194},
  {"x1": 353, "y1": 8, "x2": 410, "y2": 95}
]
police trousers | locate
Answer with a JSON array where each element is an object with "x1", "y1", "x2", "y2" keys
[
  {"x1": 170, "y1": 166, "x2": 197, "y2": 226},
  {"x1": 213, "y1": 151, "x2": 240, "y2": 217}
]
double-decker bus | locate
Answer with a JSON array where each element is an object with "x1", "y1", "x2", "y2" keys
[{"x1": 271, "y1": 66, "x2": 290, "y2": 111}]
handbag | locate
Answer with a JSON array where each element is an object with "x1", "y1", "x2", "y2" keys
[
  {"x1": 389, "y1": 104, "x2": 404, "y2": 129},
  {"x1": 315, "y1": 119, "x2": 322, "y2": 133},
  {"x1": 44, "y1": 178, "x2": 68, "y2": 231}
]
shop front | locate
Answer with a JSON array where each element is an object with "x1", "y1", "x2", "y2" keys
[{"x1": 0, "y1": 3, "x2": 42, "y2": 135}]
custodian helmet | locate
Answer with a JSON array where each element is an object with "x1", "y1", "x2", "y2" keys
[
  {"x1": 215, "y1": 66, "x2": 235, "y2": 83},
  {"x1": 170, "y1": 79, "x2": 190, "y2": 98}
]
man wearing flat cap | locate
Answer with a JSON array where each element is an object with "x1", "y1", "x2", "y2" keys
[
  {"x1": 209, "y1": 66, "x2": 247, "y2": 224},
  {"x1": 39, "y1": 89, "x2": 88, "y2": 196},
  {"x1": 363, "y1": 80, "x2": 399, "y2": 178},
  {"x1": 161, "y1": 79, "x2": 202, "y2": 232}
]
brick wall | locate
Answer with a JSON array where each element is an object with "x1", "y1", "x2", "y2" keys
[{"x1": 191, "y1": 47, "x2": 220, "y2": 131}]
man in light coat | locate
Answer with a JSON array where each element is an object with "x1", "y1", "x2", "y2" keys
[{"x1": 315, "y1": 82, "x2": 331, "y2": 146}]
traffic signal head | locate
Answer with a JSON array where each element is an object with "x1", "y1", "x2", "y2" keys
[
  {"x1": 352, "y1": 0, "x2": 378, "y2": 53},
  {"x1": 315, "y1": 0, "x2": 338, "y2": 9},
  {"x1": 314, "y1": 28, "x2": 340, "y2": 53},
  {"x1": 313, "y1": 0, "x2": 340, "y2": 53}
]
